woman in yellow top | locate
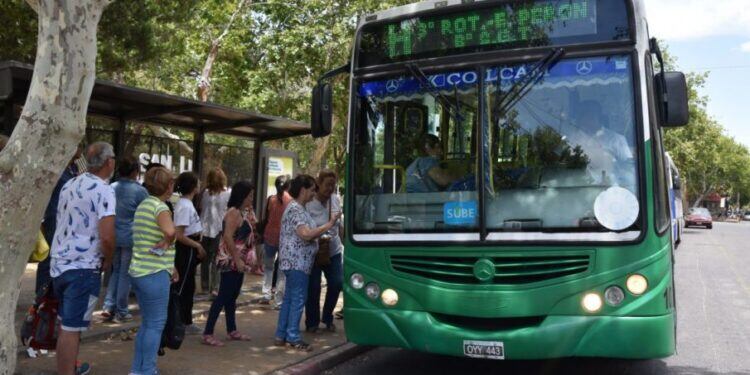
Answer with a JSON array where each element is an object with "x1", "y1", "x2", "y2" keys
[{"x1": 128, "y1": 166, "x2": 177, "y2": 375}]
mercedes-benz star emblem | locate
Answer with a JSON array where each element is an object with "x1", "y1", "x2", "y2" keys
[
  {"x1": 386, "y1": 79, "x2": 400, "y2": 93},
  {"x1": 576, "y1": 61, "x2": 593, "y2": 75},
  {"x1": 473, "y1": 258, "x2": 495, "y2": 283}
]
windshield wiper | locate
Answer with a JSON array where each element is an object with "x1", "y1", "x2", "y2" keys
[
  {"x1": 491, "y1": 48, "x2": 566, "y2": 126},
  {"x1": 406, "y1": 63, "x2": 465, "y2": 125}
]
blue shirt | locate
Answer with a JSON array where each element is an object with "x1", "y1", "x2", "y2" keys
[
  {"x1": 112, "y1": 178, "x2": 149, "y2": 248},
  {"x1": 406, "y1": 156, "x2": 440, "y2": 193},
  {"x1": 42, "y1": 165, "x2": 79, "y2": 243}
]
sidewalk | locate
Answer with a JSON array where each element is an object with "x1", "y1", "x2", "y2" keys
[{"x1": 15, "y1": 264, "x2": 348, "y2": 375}]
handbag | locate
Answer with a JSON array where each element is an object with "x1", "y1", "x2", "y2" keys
[
  {"x1": 314, "y1": 201, "x2": 333, "y2": 267},
  {"x1": 29, "y1": 231, "x2": 50, "y2": 263},
  {"x1": 216, "y1": 214, "x2": 257, "y2": 272},
  {"x1": 160, "y1": 290, "x2": 185, "y2": 351}
]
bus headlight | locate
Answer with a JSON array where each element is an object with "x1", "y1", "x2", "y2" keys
[
  {"x1": 582, "y1": 293, "x2": 603, "y2": 313},
  {"x1": 604, "y1": 286, "x2": 625, "y2": 306},
  {"x1": 626, "y1": 274, "x2": 648, "y2": 295},
  {"x1": 365, "y1": 283, "x2": 381, "y2": 300},
  {"x1": 381, "y1": 289, "x2": 399, "y2": 306},
  {"x1": 350, "y1": 273, "x2": 364, "y2": 290}
]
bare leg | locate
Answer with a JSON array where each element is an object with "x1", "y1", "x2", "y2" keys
[{"x1": 56, "y1": 330, "x2": 81, "y2": 375}]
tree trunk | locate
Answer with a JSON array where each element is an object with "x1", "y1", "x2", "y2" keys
[
  {"x1": 306, "y1": 136, "x2": 330, "y2": 175},
  {"x1": 0, "y1": 1, "x2": 110, "y2": 372}
]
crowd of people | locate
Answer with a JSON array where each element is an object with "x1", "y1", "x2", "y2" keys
[{"x1": 26, "y1": 141, "x2": 344, "y2": 375}]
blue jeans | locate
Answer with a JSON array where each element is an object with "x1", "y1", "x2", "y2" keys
[
  {"x1": 53, "y1": 269, "x2": 101, "y2": 331},
  {"x1": 306, "y1": 253, "x2": 343, "y2": 329},
  {"x1": 131, "y1": 271, "x2": 170, "y2": 375},
  {"x1": 275, "y1": 270, "x2": 309, "y2": 343},
  {"x1": 203, "y1": 271, "x2": 244, "y2": 335},
  {"x1": 103, "y1": 246, "x2": 133, "y2": 317}
]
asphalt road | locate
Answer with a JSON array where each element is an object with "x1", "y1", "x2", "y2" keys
[{"x1": 326, "y1": 222, "x2": 750, "y2": 375}]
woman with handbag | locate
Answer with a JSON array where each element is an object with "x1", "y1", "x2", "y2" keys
[
  {"x1": 201, "y1": 180, "x2": 256, "y2": 346},
  {"x1": 304, "y1": 170, "x2": 344, "y2": 333},
  {"x1": 274, "y1": 174, "x2": 341, "y2": 351}
]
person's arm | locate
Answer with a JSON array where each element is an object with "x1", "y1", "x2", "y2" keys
[
  {"x1": 427, "y1": 166, "x2": 457, "y2": 187},
  {"x1": 155, "y1": 210, "x2": 176, "y2": 246},
  {"x1": 99, "y1": 215, "x2": 115, "y2": 271},
  {"x1": 222, "y1": 209, "x2": 246, "y2": 271},
  {"x1": 296, "y1": 212, "x2": 342, "y2": 241},
  {"x1": 175, "y1": 226, "x2": 206, "y2": 258}
]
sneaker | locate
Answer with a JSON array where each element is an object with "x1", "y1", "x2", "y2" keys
[
  {"x1": 305, "y1": 326, "x2": 319, "y2": 333},
  {"x1": 324, "y1": 323, "x2": 337, "y2": 333},
  {"x1": 75, "y1": 361, "x2": 91, "y2": 375},
  {"x1": 287, "y1": 340, "x2": 313, "y2": 352},
  {"x1": 185, "y1": 324, "x2": 203, "y2": 335},
  {"x1": 112, "y1": 313, "x2": 134, "y2": 324}
]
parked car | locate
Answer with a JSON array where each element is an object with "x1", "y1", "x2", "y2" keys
[
  {"x1": 744, "y1": 211, "x2": 750, "y2": 221},
  {"x1": 686, "y1": 207, "x2": 713, "y2": 229}
]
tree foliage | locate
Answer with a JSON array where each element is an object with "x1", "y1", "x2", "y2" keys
[
  {"x1": 661, "y1": 45, "x2": 750, "y2": 208},
  {"x1": 4, "y1": 1, "x2": 749, "y2": 206}
]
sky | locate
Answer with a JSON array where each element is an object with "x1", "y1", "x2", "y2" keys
[{"x1": 644, "y1": 0, "x2": 750, "y2": 147}]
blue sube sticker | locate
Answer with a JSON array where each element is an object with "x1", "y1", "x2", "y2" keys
[{"x1": 444, "y1": 201, "x2": 478, "y2": 226}]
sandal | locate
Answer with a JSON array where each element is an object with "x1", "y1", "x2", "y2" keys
[
  {"x1": 227, "y1": 331, "x2": 251, "y2": 341},
  {"x1": 201, "y1": 335, "x2": 225, "y2": 347},
  {"x1": 288, "y1": 340, "x2": 313, "y2": 352}
]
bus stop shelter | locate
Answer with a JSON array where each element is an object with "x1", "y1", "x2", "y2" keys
[{"x1": 0, "y1": 60, "x2": 309, "y2": 204}]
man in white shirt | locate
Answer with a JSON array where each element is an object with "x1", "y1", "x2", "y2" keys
[
  {"x1": 50, "y1": 142, "x2": 116, "y2": 375},
  {"x1": 304, "y1": 170, "x2": 344, "y2": 333},
  {"x1": 564, "y1": 101, "x2": 635, "y2": 188}
]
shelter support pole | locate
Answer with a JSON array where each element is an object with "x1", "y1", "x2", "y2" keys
[
  {"x1": 115, "y1": 118, "x2": 127, "y2": 157},
  {"x1": 193, "y1": 128, "x2": 205, "y2": 178}
]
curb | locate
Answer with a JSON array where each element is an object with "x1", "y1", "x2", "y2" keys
[
  {"x1": 269, "y1": 343, "x2": 372, "y2": 375},
  {"x1": 16, "y1": 300, "x2": 257, "y2": 356}
]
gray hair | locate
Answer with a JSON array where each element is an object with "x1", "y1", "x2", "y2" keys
[{"x1": 85, "y1": 142, "x2": 115, "y2": 171}]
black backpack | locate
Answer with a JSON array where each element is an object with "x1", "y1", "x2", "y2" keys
[{"x1": 160, "y1": 290, "x2": 185, "y2": 353}]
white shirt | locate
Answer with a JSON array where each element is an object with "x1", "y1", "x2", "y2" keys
[
  {"x1": 50, "y1": 173, "x2": 116, "y2": 277},
  {"x1": 200, "y1": 189, "x2": 231, "y2": 238},
  {"x1": 566, "y1": 127, "x2": 634, "y2": 186},
  {"x1": 305, "y1": 194, "x2": 344, "y2": 256},
  {"x1": 175, "y1": 197, "x2": 203, "y2": 237}
]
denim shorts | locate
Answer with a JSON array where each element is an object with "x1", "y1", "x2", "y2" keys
[{"x1": 53, "y1": 269, "x2": 101, "y2": 332}]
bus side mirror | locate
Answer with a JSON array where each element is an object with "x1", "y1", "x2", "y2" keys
[
  {"x1": 655, "y1": 71, "x2": 689, "y2": 127},
  {"x1": 673, "y1": 175, "x2": 682, "y2": 190},
  {"x1": 311, "y1": 83, "x2": 333, "y2": 138}
]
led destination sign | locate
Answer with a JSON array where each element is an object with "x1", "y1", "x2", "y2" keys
[{"x1": 359, "y1": 0, "x2": 630, "y2": 66}]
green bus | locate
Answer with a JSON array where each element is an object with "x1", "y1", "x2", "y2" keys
[{"x1": 311, "y1": 0, "x2": 689, "y2": 360}]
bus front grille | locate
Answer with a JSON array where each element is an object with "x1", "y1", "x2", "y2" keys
[{"x1": 390, "y1": 254, "x2": 590, "y2": 285}]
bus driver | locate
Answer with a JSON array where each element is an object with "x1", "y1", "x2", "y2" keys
[
  {"x1": 405, "y1": 134, "x2": 459, "y2": 193},
  {"x1": 565, "y1": 100, "x2": 635, "y2": 188}
]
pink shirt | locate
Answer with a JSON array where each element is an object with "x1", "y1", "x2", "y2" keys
[{"x1": 263, "y1": 192, "x2": 292, "y2": 247}]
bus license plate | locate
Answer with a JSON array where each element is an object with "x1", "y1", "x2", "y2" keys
[{"x1": 463, "y1": 340, "x2": 505, "y2": 360}]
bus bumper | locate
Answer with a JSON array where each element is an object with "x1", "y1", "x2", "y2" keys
[{"x1": 344, "y1": 308, "x2": 675, "y2": 359}]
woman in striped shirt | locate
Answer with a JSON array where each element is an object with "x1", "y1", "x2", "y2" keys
[{"x1": 129, "y1": 166, "x2": 177, "y2": 375}]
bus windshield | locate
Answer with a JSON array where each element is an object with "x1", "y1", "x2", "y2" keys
[{"x1": 352, "y1": 55, "x2": 639, "y2": 240}]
